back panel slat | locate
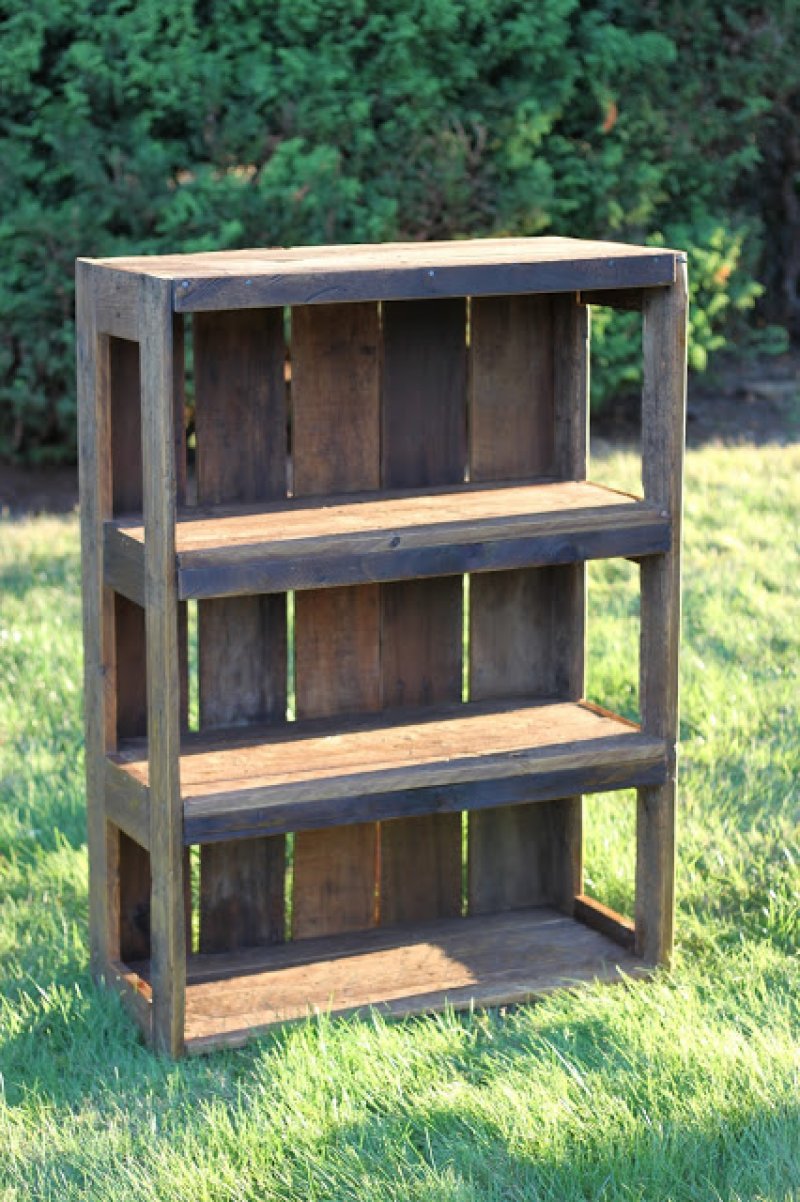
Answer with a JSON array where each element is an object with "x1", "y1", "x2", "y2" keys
[
  {"x1": 468, "y1": 295, "x2": 583, "y2": 914},
  {"x1": 291, "y1": 303, "x2": 381, "y2": 940},
  {"x1": 194, "y1": 308, "x2": 288, "y2": 952},
  {"x1": 379, "y1": 300, "x2": 465, "y2": 926}
]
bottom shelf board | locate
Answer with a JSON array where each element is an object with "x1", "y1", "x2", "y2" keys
[{"x1": 126, "y1": 907, "x2": 646, "y2": 1053}]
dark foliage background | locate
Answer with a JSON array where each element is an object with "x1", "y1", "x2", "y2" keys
[{"x1": 0, "y1": 0, "x2": 797, "y2": 460}]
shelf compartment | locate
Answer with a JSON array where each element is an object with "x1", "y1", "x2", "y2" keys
[
  {"x1": 106, "y1": 698, "x2": 667, "y2": 848},
  {"x1": 104, "y1": 479, "x2": 671, "y2": 604},
  {"x1": 118, "y1": 906, "x2": 647, "y2": 1053}
]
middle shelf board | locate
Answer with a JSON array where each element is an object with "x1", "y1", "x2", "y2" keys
[
  {"x1": 106, "y1": 698, "x2": 667, "y2": 848},
  {"x1": 104, "y1": 479, "x2": 671, "y2": 604}
]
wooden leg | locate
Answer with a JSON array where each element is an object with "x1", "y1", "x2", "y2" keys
[
  {"x1": 636, "y1": 261, "x2": 687, "y2": 966},
  {"x1": 140, "y1": 276, "x2": 185, "y2": 1055}
]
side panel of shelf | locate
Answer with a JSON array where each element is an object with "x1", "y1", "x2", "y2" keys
[
  {"x1": 378, "y1": 299, "x2": 465, "y2": 925},
  {"x1": 467, "y1": 294, "x2": 586, "y2": 913},
  {"x1": 291, "y1": 303, "x2": 382, "y2": 939},
  {"x1": 194, "y1": 309, "x2": 288, "y2": 951}
]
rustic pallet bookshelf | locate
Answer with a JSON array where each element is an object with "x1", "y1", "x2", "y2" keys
[{"x1": 77, "y1": 236, "x2": 687, "y2": 1056}]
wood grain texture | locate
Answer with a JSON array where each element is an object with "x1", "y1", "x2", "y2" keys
[
  {"x1": 140, "y1": 274, "x2": 186, "y2": 1055},
  {"x1": 193, "y1": 307, "x2": 288, "y2": 953},
  {"x1": 469, "y1": 295, "x2": 554, "y2": 481},
  {"x1": 379, "y1": 298, "x2": 465, "y2": 926},
  {"x1": 104, "y1": 480, "x2": 671, "y2": 603},
  {"x1": 76, "y1": 261, "x2": 116, "y2": 975},
  {"x1": 636, "y1": 262, "x2": 688, "y2": 966},
  {"x1": 106, "y1": 337, "x2": 154, "y2": 964},
  {"x1": 82, "y1": 238, "x2": 678, "y2": 311},
  {"x1": 573, "y1": 893, "x2": 636, "y2": 951},
  {"x1": 109, "y1": 699, "x2": 666, "y2": 841},
  {"x1": 468, "y1": 294, "x2": 585, "y2": 915},
  {"x1": 291, "y1": 303, "x2": 381, "y2": 939},
  {"x1": 94, "y1": 267, "x2": 140, "y2": 340},
  {"x1": 155, "y1": 906, "x2": 646, "y2": 1050}
]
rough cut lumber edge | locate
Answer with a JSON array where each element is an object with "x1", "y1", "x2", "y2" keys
[
  {"x1": 171, "y1": 252, "x2": 676, "y2": 313},
  {"x1": 93, "y1": 265, "x2": 141, "y2": 341},
  {"x1": 573, "y1": 894, "x2": 636, "y2": 951},
  {"x1": 180, "y1": 755, "x2": 667, "y2": 845},
  {"x1": 77, "y1": 260, "x2": 117, "y2": 976},
  {"x1": 105, "y1": 759, "x2": 150, "y2": 848},
  {"x1": 102, "y1": 485, "x2": 672, "y2": 605},
  {"x1": 106, "y1": 960, "x2": 153, "y2": 1042},
  {"x1": 140, "y1": 275, "x2": 186, "y2": 1055},
  {"x1": 636, "y1": 258, "x2": 688, "y2": 966}
]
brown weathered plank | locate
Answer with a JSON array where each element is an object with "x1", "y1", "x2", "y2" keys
[
  {"x1": 379, "y1": 298, "x2": 466, "y2": 926},
  {"x1": 104, "y1": 335, "x2": 153, "y2": 966},
  {"x1": 468, "y1": 294, "x2": 587, "y2": 915},
  {"x1": 104, "y1": 480, "x2": 671, "y2": 603},
  {"x1": 140, "y1": 274, "x2": 186, "y2": 1055},
  {"x1": 469, "y1": 295, "x2": 554, "y2": 482},
  {"x1": 77, "y1": 270, "x2": 114, "y2": 980},
  {"x1": 169, "y1": 906, "x2": 647, "y2": 1051},
  {"x1": 573, "y1": 893, "x2": 636, "y2": 951},
  {"x1": 193, "y1": 307, "x2": 288, "y2": 953},
  {"x1": 84, "y1": 238, "x2": 678, "y2": 311},
  {"x1": 291, "y1": 303, "x2": 381, "y2": 939},
  {"x1": 636, "y1": 263, "x2": 687, "y2": 966},
  {"x1": 109, "y1": 698, "x2": 667, "y2": 833}
]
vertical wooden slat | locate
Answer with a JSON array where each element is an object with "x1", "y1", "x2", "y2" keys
[
  {"x1": 77, "y1": 261, "x2": 115, "y2": 975},
  {"x1": 106, "y1": 337, "x2": 152, "y2": 962},
  {"x1": 468, "y1": 294, "x2": 587, "y2": 915},
  {"x1": 194, "y1": 308, "x2": 288, "y2": 952},
  {"x1": 636, "y1": 263, "x2": 687, "y2": 965},
  {"x1": 140, "y1": 274, "x2": 185, "y2": 1056},
  {"x1": 291, "y1": 303, "x2": 381, "y2": 939},
  {"x1": 378, "y1": 299, "x2": 465, "y2": 926}
]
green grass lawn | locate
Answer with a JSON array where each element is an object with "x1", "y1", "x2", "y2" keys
[{"x1": 1, "y1": 441, "x2": 798, "y2": 1201}]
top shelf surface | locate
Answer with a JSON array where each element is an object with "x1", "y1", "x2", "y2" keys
[{"x1": 83, "y1": 235, "x2": 682, "y2": 310}]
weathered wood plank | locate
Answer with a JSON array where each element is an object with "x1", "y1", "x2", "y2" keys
[
  {"x1": 82, "y1": 238, "x2": 678, "y2": 311},
  {"x1": 379, "y1": 298, "x2": 466, "y2": 926},
  {"x1": 468, "y1": 294, "x2": 586, "y2": 915},
  {"x1": 140, "y1": 274, "x2": 185, "y2": 1056},
  {"x1": 193, "y1": 307, "x2": 288, "y2": 953},
  {"x1": 108, "y1": 698, "x2": 667, "y2": 841},
  {"x1": 105, "y1": 756, "x2": 150, "y2": 850},
  {"x1": 94, "y1": 267, "x2": 141, "y2": 340},
  {"x1": 164, "y1": 906, "x2": 647, "y2": 1051},
  {"x1": 103, "y1": 480, "x2": 671, "y2": 603},
  {"x1": 573, "y1": 893, "x2": 636, "y2": 951},
  {"x1": 75, "y1": 291, "x2": 109, "y2": 970},
  {"x1": 184, "y1": 757, "x2": 665, "y2": 846},
  {"x1": 636, "y1": 263, "x2": 687, "y2": 966},
  {"x1": 291, "y1": 303, "x2": 381, "y2": 939},
  {"x1": 104, "y1": 336, "x2": 153, "y2": 967}
]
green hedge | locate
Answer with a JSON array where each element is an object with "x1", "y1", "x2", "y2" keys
[{"x1": 0, "y1": 1, "x2": 795, "y2": 460}]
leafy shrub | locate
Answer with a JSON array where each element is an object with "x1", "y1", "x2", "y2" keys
[{"x1": 0, "y1": 0, "x2": 795, "y2": 460}]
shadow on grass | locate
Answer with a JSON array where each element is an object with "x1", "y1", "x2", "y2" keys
[{"x1": 1, "y1": 968, "x2": 798, "y2": 1198}]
